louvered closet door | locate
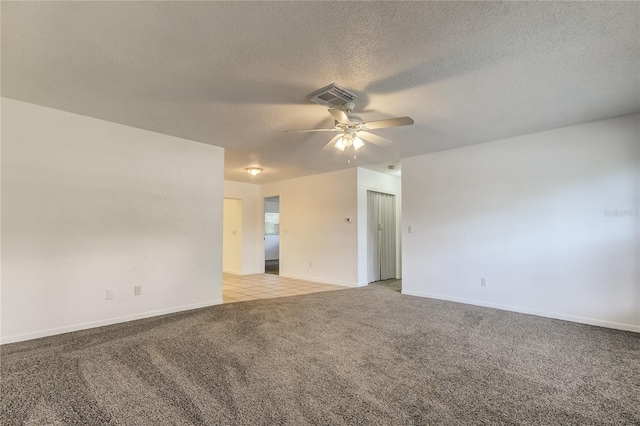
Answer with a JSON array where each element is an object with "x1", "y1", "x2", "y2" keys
[{"x1": 367, "y1": 191, "x2": 396, "y2": 283}]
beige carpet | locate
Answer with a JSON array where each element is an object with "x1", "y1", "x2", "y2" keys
[{"x1": 1, "y1": 280, "x2": 639, "y2": 425}]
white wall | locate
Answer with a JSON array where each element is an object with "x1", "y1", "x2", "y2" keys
[
  {"x1": 1, "y1": 98, "x2": 225, "y2": 344},
  {"x1": 357, "y1": 168, "x2": 402, "y2": 285},
  {"x1": 223, "y1": 198, "x2": 243, "y2": 274},
  {"x1": 402, "y1": 114, "x2": 640, "y2": 332},
  {"x1": 223, "y1": 181, "x2": 262, "y2": 274},
  {"x1": 261, "y1": 168, "x2": 359, "y2": 286}
]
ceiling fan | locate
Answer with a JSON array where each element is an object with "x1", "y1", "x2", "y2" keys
[{"x1": 285, "y1": 102, "x2": 414, "y2": 152}]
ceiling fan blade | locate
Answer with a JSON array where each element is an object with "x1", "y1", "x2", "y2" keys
[
  {"x1": 284, "y1": 128, "x2": 338, "y2": 133},
  {"x1": 358, "y1": 131, "x2": 392, "y2": 147},
  {"x1": 321, "y1": 134, "x2": 344, "y2": 151},
  {"x1": 328, "y1": 108, "x2": 351, "y2": 125},
  {"x1": 363, "y1": 116, "x2": 414, "y2": 130}
]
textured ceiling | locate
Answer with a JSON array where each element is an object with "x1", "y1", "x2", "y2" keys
[{"x1": 2, "y1": 2, "x2": 638, "y2": 183}]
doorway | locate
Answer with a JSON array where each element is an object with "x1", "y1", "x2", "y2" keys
[
  {"x1": 367, "y1": 191, "x2": 396, "y2": 283},
  {"x1": 264, "y1": 196, "x2": 280, "y2": 275},
  {"x1": 222, "y1": 198, "x2": 243, "y2": 274}
]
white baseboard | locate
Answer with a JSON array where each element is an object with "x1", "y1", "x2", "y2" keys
[
  {"x1": 1, "y1": 299, "x2": 224, "y2": 345},
  {"x1": 279, "y1": 273, "x2": 358, "y2": 287},
  {"x1": 401, "y1": 290, "x2": 640, "y2": 333}
]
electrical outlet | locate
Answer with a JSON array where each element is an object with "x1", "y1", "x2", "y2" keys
[
  {"x1": 481, "y1": 277, "x2": 487, "y2": 287},
  {"x1": 106, "y1": 289, "x2": 114, "y2": 300},
  {"x1": 309, "y1": 261, "x2": 312, "y2": 268},
  {"x1": 134, "y1": 286, "x2": 142, "y2": 296}
]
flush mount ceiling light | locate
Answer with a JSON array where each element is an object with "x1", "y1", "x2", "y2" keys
[{"x1": 246, "y1": 167, "x2": 263, "y2": 176}]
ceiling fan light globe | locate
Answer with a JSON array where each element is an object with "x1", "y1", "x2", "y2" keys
[
  {"x1": 335, "y1": 138, "x2": 346, "y2": 151},
  {"x1": 353, "y1": 136, "x2": 364, "y2": 150}
]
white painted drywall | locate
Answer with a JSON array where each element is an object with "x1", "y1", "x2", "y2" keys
[
  {"x1": 223, "y1": 198, "x2": 243, "y2": 274},
  {"x1": 1, "y1": 98, "x2": 225, "y2": 344},
  {"x1": 357, "y1": 168, "x2": 402, "y2": 286},
  {"x1": 261, "y1": 168, "x2": 359, "y2": 286},
  {"x1": 223, "y1": 180, "x2": 262, "y2": 274},
  {"x1": 402, "y1": 114, "x2": 640, "y2": 332}
]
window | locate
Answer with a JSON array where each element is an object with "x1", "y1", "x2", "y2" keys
[{"x1": 265, "y1": 212, "x2": 279, "y2": 235}]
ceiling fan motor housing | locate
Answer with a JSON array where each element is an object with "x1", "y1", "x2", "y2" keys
[{"x1": 335, "y1": 116, "x2": 363, "y2": 129}]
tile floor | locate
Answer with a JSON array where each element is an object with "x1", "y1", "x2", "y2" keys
[{"x1": 223, "y1": 273, "x2": 347, "y2": 303}]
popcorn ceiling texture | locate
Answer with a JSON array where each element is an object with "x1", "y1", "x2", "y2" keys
[
  {"x1": 1, "y1": 282, "x2": 639, "y2": 425},
  {"x1": 2, "y1": 2, "x2": 638, "y2": 183}
]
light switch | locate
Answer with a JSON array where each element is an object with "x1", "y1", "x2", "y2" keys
[{"x1": 408, "y1": 225, "x2": 414, "y2": 233}]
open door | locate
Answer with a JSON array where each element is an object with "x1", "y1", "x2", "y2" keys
[{"x1": 264, "y1": 196, "x2": 280, "y2": 275}]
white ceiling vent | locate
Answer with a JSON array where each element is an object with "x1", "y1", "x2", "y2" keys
[{"x1": 308, "y1": 83, "x2": 358, "y2": 108}]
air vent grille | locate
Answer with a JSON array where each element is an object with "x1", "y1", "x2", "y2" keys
[{"x1": 308, "y1": 83, "x2": 357, "y2": 108}]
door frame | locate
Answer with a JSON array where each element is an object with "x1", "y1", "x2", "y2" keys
[
  {"x1": 366, "y1": 190, "x2": 398, "y2": 283},
  {"x1": 261, "y1": 194, "x2": 280, "y2": 274}
]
